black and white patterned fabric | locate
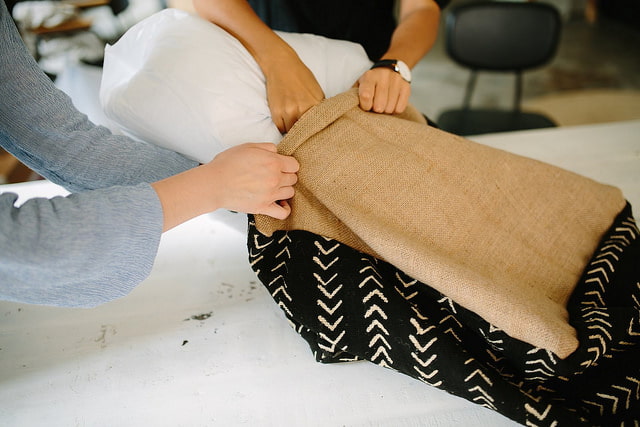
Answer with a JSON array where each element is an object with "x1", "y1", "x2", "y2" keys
[{"x1": 248, "y1": 204, "x2": 640, "y2": 426}]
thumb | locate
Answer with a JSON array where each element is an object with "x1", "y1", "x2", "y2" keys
[{"x1": 260, "y1": 200, "x2": 292, "y2": 220}]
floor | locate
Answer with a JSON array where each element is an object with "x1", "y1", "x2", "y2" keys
[{"x1": 409, "y1": 6, "x2": 640, "y2": 126}]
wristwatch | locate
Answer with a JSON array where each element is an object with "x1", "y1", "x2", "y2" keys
[{"x1": 370, "y1": 59, "x2": 412, "y2": 83}]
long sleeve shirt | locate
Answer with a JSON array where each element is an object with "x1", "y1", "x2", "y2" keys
[{"x1": 0, "y1": 0, "x2": 199, "y2": 307}]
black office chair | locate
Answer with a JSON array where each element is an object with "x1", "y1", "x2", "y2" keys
[{"x1": 437, "y1": 1, "x2": 562, "y2": 136}]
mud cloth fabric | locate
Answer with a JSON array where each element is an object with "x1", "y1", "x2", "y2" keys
[
  {"x1": 254, "y1": 89, "x2": 625, "y2": 358},
  {"x1": 248, "y1": 205, "x2": 640, "y2": 425},
  {"x1": 248, "y1": 88, "x2": 638, "y2": 424}
]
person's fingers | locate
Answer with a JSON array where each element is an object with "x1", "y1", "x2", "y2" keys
[
  {"x1": 246, "y1": 143, "x2": 299, "y2": 173},
  {"x1": 358, "y1": 80, "x2": 375, "y2": 111},
  {"x1": 278, "y1": 155, "x2": 300, "y2": 173},
  {"x1": 272, "y1": 111, "x2": 287, "y2": 134},
  {"x1": 395, "y1": 85, "x2": 410, "y2": 113},
  {"x1": 275, "y1": 182, "x2": 295, "y2": 200},
  {"x1": 359, "y1": 68, "x2": 413, "y2": 114},
  {"x1": 279, "y1": 171, "x2": 298, "y2": 188},
  {"x1": 360, "y1": 68, "x2": 390, "y2": 113},
  {"x1": 268, "y1": 83, "x2": 323, "y2": 133},
  {"x1": 282, "y1": 113, "x2": 297, "y2": 134},
  {"x1": 265, "y1": 58, "x2": 325, "y2": 132},
  {"x1": 278, "y1": 200, "x2": 292, "y2": 218},
  {"x1": 270, "y1": 103, "x2": 296, "y2": 133},
  {"x1": 202, "y1": 142, "x2": 301, "y2": 218},
  {"x1": 261, "y1": 200, "x2": 292, "y2": 220},
  {"x1": 372, "y1": 83, "x2": 390, "y2": 113},
  {"x1": 383, "y1": 89, "x2": 398, "y2": 114},
  {"x1": 381, "y1": 75, "x2": 408, "y2": 114},
  {"x1": 273, "y1": 106, "x2": 308, "y2": 133}
]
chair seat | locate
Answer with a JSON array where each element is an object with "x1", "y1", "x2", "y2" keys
[
  {"x1": 438, "y1": 2, "x2": 561, "y2": 137},
  {"x1": 437, "y1": 109, "x2": 557, "y2": 136}
]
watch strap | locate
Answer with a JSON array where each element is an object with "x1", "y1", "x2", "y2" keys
[
  {"x1": 370, "y1": 59, "x2": 399, "y2": 70},
  {"x1": 370, "y1": 59, "x2": 411, "y2": 83}
]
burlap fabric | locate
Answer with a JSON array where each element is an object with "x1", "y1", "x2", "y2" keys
[{"x1": 254, "y1": 88, "x2": 625, "y2": 358}]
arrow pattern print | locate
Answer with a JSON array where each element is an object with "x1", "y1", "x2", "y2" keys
[{"x1": 248, "y1": 203, "x2": 640, "y2": 426}]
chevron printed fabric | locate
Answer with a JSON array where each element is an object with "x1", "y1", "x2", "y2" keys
[{"x1": 248, "y1": 204, "x2": 640, "y2": 426}]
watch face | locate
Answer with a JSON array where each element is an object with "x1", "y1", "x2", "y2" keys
[
  {"x1": 371, "y1": 59, "x2": 412, "y2": 83},
  {"x1": 396, "y1": 60, "x2": 411, "y2": 83}
]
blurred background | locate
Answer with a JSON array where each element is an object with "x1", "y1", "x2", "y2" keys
[
  {"x1": 411, "y1": 0, "x2": 640, "y2": 129},
  {"x1": 2, "y1": 0, "x2": 639, "y2": 183}
]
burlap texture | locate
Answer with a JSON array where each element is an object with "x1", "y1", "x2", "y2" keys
[{"x1": 254, "y1": 89, "x2": 625, "y2": 358}]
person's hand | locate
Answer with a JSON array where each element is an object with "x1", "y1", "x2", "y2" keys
[
  {"x1": 206, "y1": 142, "x2": 299, "y2": 219},
  {"x1": 192, "y1": 0, "x2": 324, "y2": 132},
  {"x1": 357, "y1": 67, "x2": 411, "y2": 114},
  {"x1": 264, "y1": 56, "x2": 325, "y2": 133},
  {"x1": 152, "y1": 143, "x2": 299, "y2": 231}
]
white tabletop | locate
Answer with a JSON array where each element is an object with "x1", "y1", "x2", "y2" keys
[{"x1": 1, "y1": 120, "x2": 639, "y2": 426}]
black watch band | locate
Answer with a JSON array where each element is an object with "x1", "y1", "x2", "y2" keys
[
  {"x1": 370, "y1": 59, "x2": 398, "y2": 69},
  {"x1": 370, "y1": 59, "x2": 412, "y2": 83}
]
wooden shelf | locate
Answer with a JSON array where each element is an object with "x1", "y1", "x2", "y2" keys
[
  {"x1": 62, "y1": 0, "x2": 109, "y2": 9},
  {"x1": 30, "y1": 17, "x2": 93, "y2": 35}
]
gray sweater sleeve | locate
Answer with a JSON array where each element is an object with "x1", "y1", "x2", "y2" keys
[
  {"x1": 0, "y1": 0, "x2": 200, "y2": 307},
  {"x1": 0, "y1": 0, "x2": 197, "y2": 192},
  {"x1": 0, "y1": 186, "x2": 165, "y2": 307}
]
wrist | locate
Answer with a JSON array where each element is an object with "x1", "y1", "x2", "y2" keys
[
  {"x1": 152, "y1": 165, "x2": 221, "y2": 232},
  {"x1": 370, "y1": 59, "x2": 412, "y2": 83},
  {"x1": 255, "y1": 39, "x2": 299, "y2": 73}
]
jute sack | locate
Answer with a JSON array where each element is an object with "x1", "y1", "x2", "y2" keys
[{"x1": 254, "y1": 89, "x2": 625, "y2": 358}]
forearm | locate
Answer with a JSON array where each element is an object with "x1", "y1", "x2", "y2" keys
[
  {"x1": 152, "y1": 165, "x2": 220, "y2": 232},
  {"x1": 193, "y1": 0, "x2": 296, "y2": 73},
  {"x1": 0, "y1": 1, "x2": 198, "y2": 192},
  {"x1": 0, "y1": 69, "x2": 198, "y2": 192},
  {"x1": 382, "y1": 0, "x2": 441, "y2": 67},
  {"x1": 194, "y1": 0, "x2": 323, "y2": 132}
]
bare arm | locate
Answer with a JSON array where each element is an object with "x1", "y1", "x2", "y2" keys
[
  {"x1": 358, "y1": 0, "x2": 441, "y2": 114},
  {"x1": 152, "y1": 142, "x2": 299, "y2": 231},
  {"x1": 193, "y1": 0, "x2": 324, "y2": 133}
]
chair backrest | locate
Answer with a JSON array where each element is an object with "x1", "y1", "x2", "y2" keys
[{"x1": 445, "y1": 1, "x2": 561, "y2": 72}]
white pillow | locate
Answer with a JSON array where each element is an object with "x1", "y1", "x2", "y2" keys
[{"x1": 100, "y1": 8, "x2": 372, "y2": 163}]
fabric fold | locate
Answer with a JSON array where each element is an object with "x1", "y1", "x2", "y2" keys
[{"x1": 255, "y1": 88, "x2": 625, "y2": 358}]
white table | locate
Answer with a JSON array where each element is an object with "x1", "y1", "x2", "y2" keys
[{"x1": 1, "y1": 120, "x2": 638, "y2": 426}]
